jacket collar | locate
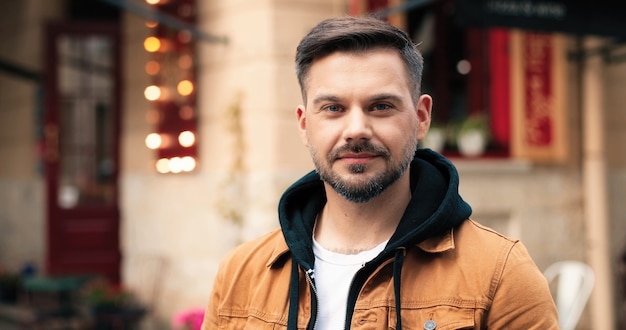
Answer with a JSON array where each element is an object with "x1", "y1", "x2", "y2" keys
[
  {"x1": 267, "y1": 236, "x2": 291, "y2": 267},
  {"x1": 416, "y1": 227, "x2": 456, "y2": 253}
]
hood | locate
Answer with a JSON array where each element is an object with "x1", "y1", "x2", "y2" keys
[{"x1": 278, "y1": 147, "x2": 472, "y2": 271}]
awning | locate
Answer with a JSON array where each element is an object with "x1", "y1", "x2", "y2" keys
[{"x1": 454, "y1": 0, "x2": 626, "y2": 41}]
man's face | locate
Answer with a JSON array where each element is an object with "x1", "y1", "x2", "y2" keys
[{"x1": 296, "y1": 48, "x2": 432, "y2": 203}]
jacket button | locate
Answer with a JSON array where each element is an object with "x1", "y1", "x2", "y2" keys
[{"x1": 424, "y1": 320, "x2": 437, "y2": 330}]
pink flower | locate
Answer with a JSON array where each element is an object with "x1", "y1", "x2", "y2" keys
[{"x1": 172, "y1": 308, "x2": 205, "y2": 330}]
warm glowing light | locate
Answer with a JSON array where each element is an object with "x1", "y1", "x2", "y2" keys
[
  {"x1": 145, "y1": 133, "x2": 162, "y2": 149},
  {"x1": 156, "y1": 158, "x2": 170, "y2": 173},
  {"x1": 144, "y1": 36, "x2": 161, "y2": 52},
  {"x1": 178, "y1": 54, "x2": 193, "y2": 69},
  {"x1": 145, "y1": 60, "x2": 160, "y2": 75},
  {"x1": 181, "y1": 156, "x2": 196, "y2": 171},
  {"x1": 146, "y1": 0, "x2": 160, "y2": 5},
  {"x1": 179, "y1": 105, "x2": 194, "y2": 120},
  {"x1": 457, "y1": 59, "x2": 472, "y2": 75},
  {"x1": 144, "y1": 85, "x2": 161, "y2": 101},
  {"x1": 178, "y1": 131, "x2": 195, "y2": 147},
  {"x1": 169, "y1": 157, "x2": 183, "y2": 173},
  {"x1": 155, "y1": 157, "x2": 196, "y2": 174},
  {"x1": 177, "y1": 80, "x2": 194, "y2": 96},
  {"x1": 145, "y1": 21, "x2": 158, "y2": 28}
]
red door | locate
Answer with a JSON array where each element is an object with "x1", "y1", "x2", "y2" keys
[{"x1": 43, "y1": 22, "x2": 121, "y2": 283}]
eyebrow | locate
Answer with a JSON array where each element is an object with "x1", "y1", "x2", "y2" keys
[
  {"x1": 311, "y1": 93, "x2": 404, "y2": 107},
  {"x1": 311, "y1": 94, "x2": 340, "y2": 107},
  {"x1": 368, "y1": 93, "x2": 404, "y2": 104}
]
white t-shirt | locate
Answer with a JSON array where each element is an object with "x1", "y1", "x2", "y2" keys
[{"x1": 312, "y1": 238, "x2": 388, "y2": 329}]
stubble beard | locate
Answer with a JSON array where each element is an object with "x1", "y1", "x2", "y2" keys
[{"x1": 310, "y1": 139, "x2": 418, "y2": 203}]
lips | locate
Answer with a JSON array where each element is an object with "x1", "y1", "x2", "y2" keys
[
  {"x1": 329, "y1": 141, "x2": 389, "y2": 163},
  {"x1": 337, "y1": 152, "x2": 378, "y2": 164}
]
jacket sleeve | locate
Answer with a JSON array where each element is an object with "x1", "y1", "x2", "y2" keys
[
  {"x1": 201, "y1": 255, "x2": 229, "y2": 330},
  {"x1": 487, "y1": 241, "x2": 559, "y2": 329}
]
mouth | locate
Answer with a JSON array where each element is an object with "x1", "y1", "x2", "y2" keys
[
  {"x1": 329, "y1": 141, "x2": 389, "y2": 166},
  {"x1": 337, "y1": 152, "x2": 378, "y2": 165}
]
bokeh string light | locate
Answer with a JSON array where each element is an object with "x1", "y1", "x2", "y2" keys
[{"x1": 143, "y1": 0, "x2": 198, "y2": 174}]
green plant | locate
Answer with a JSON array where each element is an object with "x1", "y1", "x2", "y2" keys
[
  {"x1": 455, "y1": 113, "x2": 490, "y2": 157},
  {"x1": 458, "y1": 113, "x2": 489, "y2": 136},
  {"x1": 82, "y1": 277, "x2": 134, "y2": 310}
]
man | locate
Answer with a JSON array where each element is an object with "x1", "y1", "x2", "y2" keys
[{"x1": 202, "y1": 16, "x2": 558, "y2": 329}]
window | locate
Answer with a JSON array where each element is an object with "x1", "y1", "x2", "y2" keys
[{"x1": 408, "y1": 1, "x2": 509, "y2": 157}]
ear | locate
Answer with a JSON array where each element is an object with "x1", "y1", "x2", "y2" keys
[
  {"x1": 416, "y1": 94, "x2": 433, "y2": 141},
  {"x1": 296, "y1": 105, "x2": 308, "y2": 146}
]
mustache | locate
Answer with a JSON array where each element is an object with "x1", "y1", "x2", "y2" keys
[{"x1": 328, "y1": 141, "x2": 390, "y2": 161}]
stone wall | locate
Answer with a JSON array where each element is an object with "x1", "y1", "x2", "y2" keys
[{"x1": 0, "y1": 0, "x2": 64, "y2": 274}]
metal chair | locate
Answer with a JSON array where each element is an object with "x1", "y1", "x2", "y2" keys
[{"x1": 544, "y1": 260, "x2": 595, "y2": 330}]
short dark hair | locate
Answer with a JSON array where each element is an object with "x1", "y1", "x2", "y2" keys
[{"x1": 295, "y1": 16, "x2": 424, "y2": 103}]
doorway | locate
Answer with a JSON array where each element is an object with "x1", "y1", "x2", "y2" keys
[{"x1": 43, "y1": 22, "x2": 121, "y2": 283}]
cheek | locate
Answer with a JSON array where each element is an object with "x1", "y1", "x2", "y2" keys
[
  {"x1": 386, "y1": 118, "x2": 420, "y2": 141},
  {"x1": 306, "y1": 132, "x2": 329, "y2": 153},
  {"x1": 306, "y1": 121, "x2": 337, "y2": 146}
]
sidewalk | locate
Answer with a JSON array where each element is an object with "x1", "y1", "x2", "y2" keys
[{"x1": 0, "y1": 303, "x2": 36, "y2": 329}]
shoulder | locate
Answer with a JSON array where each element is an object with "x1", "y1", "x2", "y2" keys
[
  {"x1": 457, "y1": 219, "x2": 542, "y2": 267},
  {"x1": 454, "y1": 219, "x2": 522, "y2": 256},
  {"x1": 427, "y1": 219, "x2": 542, "y2": 284},
  {"x1": 417, "y1": 219, "x2": 520, "y2": 258},
  {"x1": 457, "y1": 220, "x2": 559, "y2": 326},
  {"x1": 457, "y1": 219, "x2": 518, "y2": 243},
  {"x1": 455, "y1": 219, "x2": 549, "y2": 295}
]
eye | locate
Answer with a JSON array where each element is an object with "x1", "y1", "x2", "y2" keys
[
  {"x1": 372, "y1": 103, "x2": 391, "y2": 111},
  {"x1": 324, "y1": 104, "x2": 342, "y2": 112}
]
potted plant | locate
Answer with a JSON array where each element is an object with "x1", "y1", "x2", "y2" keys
[
  {"x1": 456, "y1": 113, "x2": 490, "y2": 157},
  {"x1": 82, "y1": 277, "x2": 147, "y2": 329}
]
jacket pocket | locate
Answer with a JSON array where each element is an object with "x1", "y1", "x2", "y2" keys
[
  {"x1": 390, "y1": 305, "x2": 476, "y2": 330},
  {"x1": 217, "y1": 310, "x2": 291, "y2": 330}
]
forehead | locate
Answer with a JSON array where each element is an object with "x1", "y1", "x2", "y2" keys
[
  {"x1": 307, "y1": 47, "x2": 404, "y2": 75},
  {"x1": 304, "y1": 49, "x2": 411, "y2": 98}
]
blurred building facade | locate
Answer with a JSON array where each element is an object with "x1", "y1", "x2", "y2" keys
[{"x1": 0, "y1": 0, "x2": 625, "y2": 328}]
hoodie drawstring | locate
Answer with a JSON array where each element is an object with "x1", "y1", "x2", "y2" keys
[
  {"x1": 287, "y1": 261, "x2": 300, "y2": 330},
  {"x1": 393, "y1": 248, "x2": 406, "y2": 330}
]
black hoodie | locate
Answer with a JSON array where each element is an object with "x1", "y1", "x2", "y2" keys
[{"x1": 278, "y1": 148, "x2": 472, "y2": 330}]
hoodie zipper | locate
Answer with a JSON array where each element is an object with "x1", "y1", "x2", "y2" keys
[{"x1": 304, "y1": 268, "x2": 319, "y2": 330}]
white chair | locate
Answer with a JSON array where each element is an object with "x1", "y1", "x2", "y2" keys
[{"x1": 543, "y1": 261, "x2": 595, "y2": 330}]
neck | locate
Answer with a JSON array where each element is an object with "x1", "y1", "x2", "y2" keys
[{"x1": 314, "y1": 174, "x2": 411, "y2": 254}]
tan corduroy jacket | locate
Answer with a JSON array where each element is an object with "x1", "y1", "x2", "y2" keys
[{"x1": 202, "y1": 219, "x2": 558, "y2": 329}]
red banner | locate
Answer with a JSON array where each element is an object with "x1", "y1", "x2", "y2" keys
[
  {"x1": 511, "y1": 30, "x2": 567, "y2": 163},
  {"x1": 523, "y1": 32, "x2": 553, "y2": 147}
]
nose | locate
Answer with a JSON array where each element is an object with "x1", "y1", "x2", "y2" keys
[{"x1": 342, "y1": 107, "x2": 372, "y2": 142}]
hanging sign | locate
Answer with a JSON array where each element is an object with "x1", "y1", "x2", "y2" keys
[{"x1": 510, "y1": 30, "x2": 567, "y2": 163}]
